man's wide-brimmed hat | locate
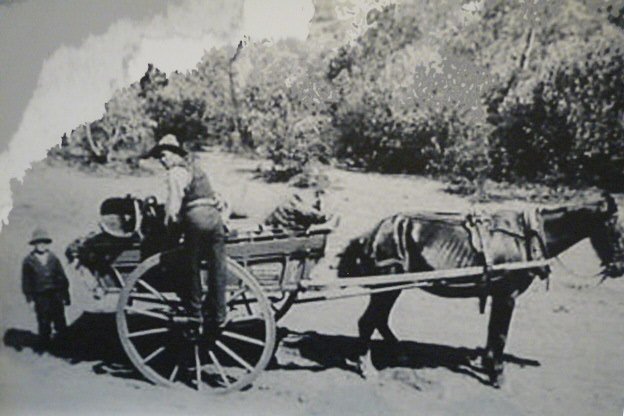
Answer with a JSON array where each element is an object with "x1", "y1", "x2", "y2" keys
[
  {"x1": 29, "y1": 227, "x2": 52, "y2": 245},
  {"x1": 145, "y1": 134, "x2": 188, "y2": 158}
]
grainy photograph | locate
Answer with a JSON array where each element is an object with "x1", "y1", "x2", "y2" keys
[{"x1": 1, "y1": 0, "x2": 624, "y2": 415}]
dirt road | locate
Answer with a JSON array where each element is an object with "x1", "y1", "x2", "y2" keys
[{"x1": 1, "y1": 152, "x2": 623, "y2": 415}]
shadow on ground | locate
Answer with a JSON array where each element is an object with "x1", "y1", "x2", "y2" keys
[
  {"x1": 3, "y1": 312, "x2": 141, "y2": 381},
  {"x1": 275, "y1": 328, "x2": 540, "y2": 387},
  {"x1": 3, "y1": 318, "x2": 541, "y2": 389}
]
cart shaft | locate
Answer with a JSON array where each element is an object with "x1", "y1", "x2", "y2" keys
[{"x1": 300, "y1": 259, "x2": 551, "y2": 289}]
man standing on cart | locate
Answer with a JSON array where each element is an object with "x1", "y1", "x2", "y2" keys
[{"x1": 147, "y1": 134, "x2": 227, "y2": 332}]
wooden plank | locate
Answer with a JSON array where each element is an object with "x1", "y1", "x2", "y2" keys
[
  {"x1": 100, "y1": 229, "x2": 327, "y2": 267},
  {"x1": 226, "y1": 228, "x2": 330, "y2": 243},
  {"x1": 301, "y1": 259, "x2": 551, "y2": 289},
  {"x1": 226, "y1": 234, "x2": 327, "y2": 259}
]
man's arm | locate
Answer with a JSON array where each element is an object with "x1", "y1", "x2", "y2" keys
[{"x1": 165, "y1": 166, "x2": 191, "y2": 225}]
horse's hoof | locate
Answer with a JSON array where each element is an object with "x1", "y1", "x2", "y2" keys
[
  {"x1": 360, "y1": 365, "x2": 379, "y2": 380},
  {"x1": 489, "y1": 371, "x2": 505, "y2": 388},
  {"x1": 355, "y1": 354, "x2": 378, "y2": 380}
]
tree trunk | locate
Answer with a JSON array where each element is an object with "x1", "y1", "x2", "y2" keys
[
  {"x1": 487, "y1": 28, "x2": 535, "y2": 121},
  {"x1": 228, "y1": 40, "x2": 253, "y2": 148}
]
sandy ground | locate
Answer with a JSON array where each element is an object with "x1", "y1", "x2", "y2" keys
[{"x1": 1, "y1": 151, "x2": 623, "y2": 416}]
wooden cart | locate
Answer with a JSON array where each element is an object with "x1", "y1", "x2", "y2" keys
[
  {"x1": 113, "y1": 225, "x2": 331, "y2": 393},
  {"x1": 77, "y1": 196, "x2": 550, "y2": 393},
  {"x1": 110, "y1": 224, "x2": 550, "y2": 393}
]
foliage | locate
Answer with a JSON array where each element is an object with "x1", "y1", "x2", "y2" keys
[
  {"x1": 237, "y1": 40, "x2": 334, "y2": 180},
  {"x1": 490, "y1": 35, "x2": 624, "y2": 189},
  {"x1": 328, "y1": 2, "x2": 490, "y2": 180},
  {"x1": 50, "y1": 82, "x2": 155, "y2": 166},
  {"x1": 52, "y1": 0, "x2": 624, "y2": 192}
]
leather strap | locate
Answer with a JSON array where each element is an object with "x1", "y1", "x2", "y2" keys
[{"x1": 184, "y1": 197, "x2": 219, "y2": 211}]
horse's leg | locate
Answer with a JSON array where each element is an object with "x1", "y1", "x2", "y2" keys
[
  {"x1": 355, "y1": 294, "x2": 380, "y2": 378},
  {"x1": 373, "y1": 288, "x2": 412, "y2": 366},
  {"x1": 373, "y1": 289, "x2": 401, "y2": 344},
  {"x1": 483, "y1": 274, "x2": 533, "y2": 387},
  {"x1": 355, "y1": 290, "x2": 400, "y2": 378},
  {"x1": 483, "y1": 294, "x2": 516, "y2": 387}
]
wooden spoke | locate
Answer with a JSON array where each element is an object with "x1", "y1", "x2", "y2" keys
[
  {"x1": 137, "y1": 279, "x2": 168, "y2": 303},
  {"x1": 227, "y1": 288, "x2": 247, "y2": 304},
  {"x1": 129, "y1": 292, "x2": 180, "y2": 304},
  {"x1": 124, "y1": 306, "x2": 169, "y2": 321},
  {"x1": 142, "y1": 346, "x2": 166, "y2": 364},
  {"x1": 169, "y1": 365, "x2": 179, "y2": 383},
  {"x1": 127, "y1": 327, "x2": 170, "y2": 338},
  {"x1": 227, "y1": 314, "x2": 264, "y2": 325},
  {"x1": 228, "y1": 297, "x2": 260, "y2": 308},
  {"x1": 111, "y1": 267, "x2": 125, "y2": 288},
  {"x1": 208, "y1": 350, "x2": 231, "y2": 388},
  {"x1": 117, "y1": 255, "x2": 276, "y2": 392},
  {"x1": 240, "y1": 292, "x2": 254, "y2": 315},
  {"x1": 215, "y1": 340, "x2": 254, "y2": 372},
  {"x1": 194, "y1": 345, "x2": 202, "y2": 391},
  {"x1": 221, "y1": 330, "x2": 265, "y2": 347}
]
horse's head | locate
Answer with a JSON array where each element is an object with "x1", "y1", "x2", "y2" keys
[
  {"x1": 540, "y1": 192, "x2": 624, "y2": 279},
  {"x1": 337, "y1": 235, "x2": 374, "y2": 278},
  {"x1": 589, "y1": 193, "x2": 624, "y2": 279}
]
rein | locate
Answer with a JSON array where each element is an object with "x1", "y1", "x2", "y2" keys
[{"x1": 551, "y1": 255, "x2": 605, "y2": 281}]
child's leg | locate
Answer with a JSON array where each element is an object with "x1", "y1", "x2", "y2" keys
[
  {"x1": 51, "y1": 292, "x2": 68, "y2": 336},
  {"x1": 34, "y1": 294, "x2": 52, "y2": 343}
]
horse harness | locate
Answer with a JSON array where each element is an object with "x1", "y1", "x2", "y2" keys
[
  {"x1": 465, "y1": 208, "x2": 551, "y2": 313},
  {"x1": 365, "y1": 209, "x2": 551, "y2": 313}
]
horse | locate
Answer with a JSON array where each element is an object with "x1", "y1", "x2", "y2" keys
[{"x1": 337, "y1": 193, "x2": 624, "y2": 386}]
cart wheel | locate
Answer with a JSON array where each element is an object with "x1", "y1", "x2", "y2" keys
[
  {"x1": 116, "y1": 253, "x2": 276, "y2": 393},
  {"x1": 269, "y1": 290, "x2": 298, "y2": 321}
]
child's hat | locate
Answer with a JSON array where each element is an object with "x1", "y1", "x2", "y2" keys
[{"x1": 29, "y1": 227, "x2": 52, "y2": 245}]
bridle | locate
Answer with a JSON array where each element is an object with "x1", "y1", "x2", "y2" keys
[
  {"x1": 521, "y1": 206, "x2": 604, "y2": 282},
  {"x1": 526, "y1": 203, "x2": 624, "y2": 283}
]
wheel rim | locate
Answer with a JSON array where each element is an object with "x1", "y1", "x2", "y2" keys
[{"x1": 117, "y1": 253, "x2": 276, "y2": 393}]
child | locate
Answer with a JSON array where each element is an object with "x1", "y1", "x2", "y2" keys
[{"x1": 22, "y1": 227, "x2": 70, "y2": 348}]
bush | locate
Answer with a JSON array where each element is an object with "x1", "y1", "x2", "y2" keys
[
  {"x1": 489, "y1": 35, "x2": 624, "y2": 189},
  {"x1": 235, "y1": 40, "x2": 334, "y2": 181}
]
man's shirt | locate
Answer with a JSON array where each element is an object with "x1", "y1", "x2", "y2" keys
[{"x1": 165, "y1": 166, "x2": 191, "y2": 223}]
